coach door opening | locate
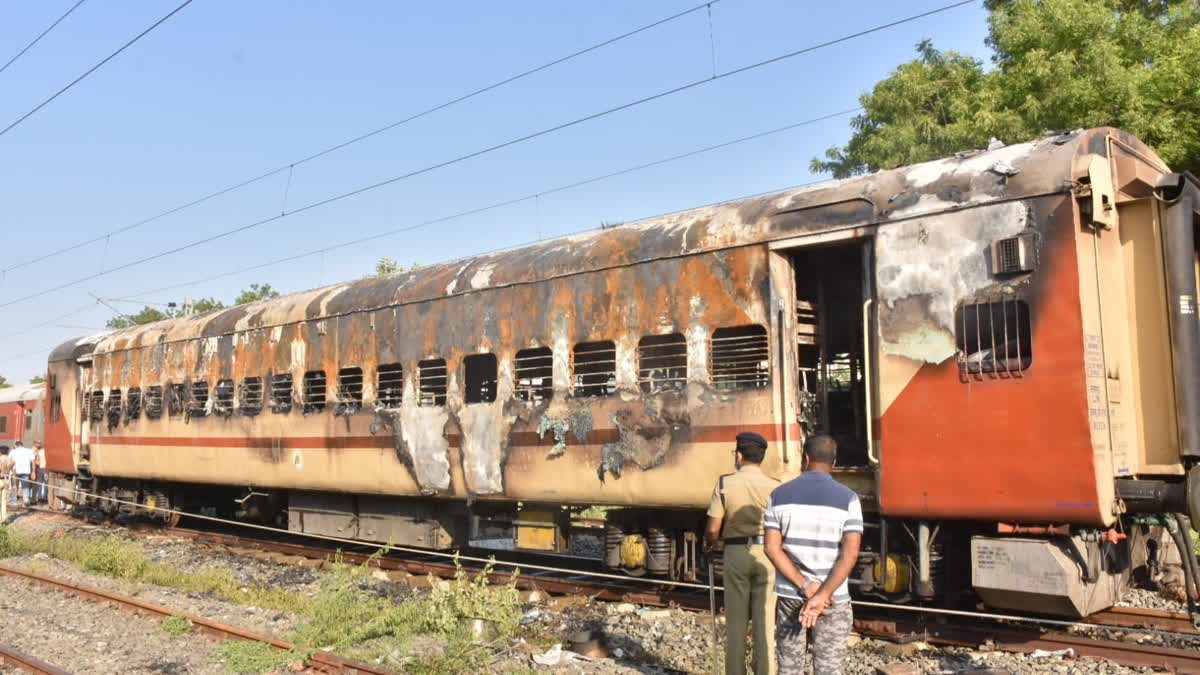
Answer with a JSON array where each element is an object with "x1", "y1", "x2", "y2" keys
[{"x1": 790, "y1": 240, "x2": 872, "y2": 467}]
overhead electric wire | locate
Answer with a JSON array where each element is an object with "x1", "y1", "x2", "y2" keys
[
  {"x1": 12, "y1": 107, "x2": 852, "y2": 369},
  {"x1": 2, "y1": 106, "x2": 864, "y2": 345},
  {"x1": 0, "y1": 0, "x2": 973, "y2": 310},
  {"x1": 0, "y1": 0, "x2": 90, "y2": 76},
  {"x1": 0, "y1": 0, "x2": 194, "y2": 138},
  {"x1": 1, "y1": 1, "x2": 720, "y2": 275},
  {"x1": 115, "y1": 107, "x2": 860, "y2": 303}
]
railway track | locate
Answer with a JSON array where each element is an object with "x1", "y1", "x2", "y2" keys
[
  {"x1": 0, "y1": 564, "x2": 389, "y2": 675},
  {"x1": 162, "y1": 518, "x2": 1200, "y2": 672},
  {"x1": 0, "y1": 642, "x2": 68, "y2": 675},
  {"x1": 857, "y1": 608, "x2": 1200, "y2": 673},
  {"x1": 22, "y1": 506, "x2": 1200, "y2": 672}
]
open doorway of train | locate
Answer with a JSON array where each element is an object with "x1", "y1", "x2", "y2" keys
[{"x1": 790, "y1": 241, "x2": 871, "y2": 467}]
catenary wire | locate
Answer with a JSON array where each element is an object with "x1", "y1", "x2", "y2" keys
[
  {"x1": 17, "y1": 479, "x2": 1200, "y2": 642},
  {"x1": 0, "y1": 0, "x2": 90, "y2": 76},
  {"x1": 0, "y1": 0, "x2": 194, "y2": 138},
  {"x1": 0, "y1": 0, "x2": 972, "y2": 308},
  {"x1": 0, "y1": 1, "x2": 720, "y2": 275},
  {"x1": 6, "y1": 126, "x2": 851, "y2": 371},
  {"x1": 0, "y1": 106, "x2": 855, "y2": 367},
  {"x1": 114, "y1": 107, "x2": 860, "y2": 303}
]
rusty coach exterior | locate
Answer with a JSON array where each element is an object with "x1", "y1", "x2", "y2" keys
[{"x1": 45, "y1": 127, "x2": 1200, "y2": 617}]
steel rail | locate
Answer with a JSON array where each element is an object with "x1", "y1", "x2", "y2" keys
[
  {"x1": 172, "y1": 525, "x2": 1200, "y2": 672},
  {"x1": 24, "y1": 503, "x2": 1200, "y2": 671},
  {"x1": 31, "y1": 503, "x2": 1200, "y2": 639},
  {"x1": 172, "y1": 526, "x2": 703, "y2": 608},
  {"x1": 1091, "y1": 605, "x2": 1198, "y2": 635},
  {"x1": 856, "y1": 614, "x2": 1200, "y2": 673},
  {"x1": 0, "y1": 564, "x2": 390, "y2": 675},
  {"x1": 0, "y1": 642, "x2": 69, "y2": 675}
]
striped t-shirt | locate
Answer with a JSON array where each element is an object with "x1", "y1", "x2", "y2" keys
[{"x1": 763, "y1": 471, "x2": 863, "y2": 603}]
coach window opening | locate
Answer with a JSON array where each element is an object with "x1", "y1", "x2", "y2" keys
[
  {"x1": 303, "y1": 371, "x2": 327, "y2": 413},
  {"x1": 90, "y1": 389, "x2": 105, "y2": 424},
  {"x1": 270, "y1": 373, "x2": 294, "y2": 414},
  {"x1": 418, "y1": 359, "x2": 447, "y2": 407},
  {"x1": 639, "y1": 334, "x2": 688, "y2": 394},
  {"x1": 464, "y1": 354, "x2": 498, "y2": 404},
  {"x1": 189, "y1": 381, "x2": 209, "y2": 418},
  {"x1": 145, "y1": 385, "x2": 164, "y2": 419},
  {"x1": 573, "y1": 341, "x2": 617, "y2": 398},
  {"x1": 167, "y1": 383, "x2": 186, "y2": 417},
  {"x1": 789, "y1": 241, "x2": 871, "y2": 467},
  {"x1": 125, "y1": 388, "x2": 141, "y2": 423},
  {"x1": 515, "y1": 347, "x2": 553, "y2": 403},
  {"x1": 336, "y1": 367, "x2": 363, "y2": 413},
  {"x1": 376, "y1": 363, "x2": 403, "y2": 407},
  {"x1": 106, "y1": 389, "x2": 122, "y2": 431},
  {"x1": 214, "y1": 379, "x2": 235, "y2": 417},
  {"x1": 240, "y1": 377, "x2": 263, "y2": 415}
]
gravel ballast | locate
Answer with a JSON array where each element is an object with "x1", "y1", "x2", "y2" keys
[
  {"x1": 2, "y1": 508, "x2": 1196, "y2": 673},
  {"x1": 0, "y1": 573, "x2": 228, "y2": 674}
]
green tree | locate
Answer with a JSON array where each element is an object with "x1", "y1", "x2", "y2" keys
[
  {"x1": 233, "y1": 283, "x2": 280, "y2": 305},
  {"x1": 0, "y1": 375, "x2": 10, "y2": 388},
  {"x1": 814, "y1": 0, "x2": 1200, "y2": 178},
  {"x1": 369, "y1": 257, "x2": 421, "y2": 278},
  {"x1": 28, "y1": 375, "x2": 45, "y2": 384},
  {"x1": 106, "y1": 306, "x2": 173, "y2": 329},
  {"x1": 103, "y1": 282, "x2": 276, "y2": 329},
  {"x1": 191, "y1": 297, "x2": 225, "y2": 314}
]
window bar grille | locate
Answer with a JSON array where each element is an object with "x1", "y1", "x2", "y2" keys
[
  {"x1": 973, "y1": 302, "x2": 984, "y2": 380},
  {"x1": 1000, "y1": 300, "x2": 1011, "y2": 377},
  {"x1": 1013, "y1": 298, "x2": 1024, "y2": 378}
]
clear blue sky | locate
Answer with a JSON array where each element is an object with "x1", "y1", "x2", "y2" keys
[{"x1": 0, "y1": 0, "x2": 991, "y2": 383}]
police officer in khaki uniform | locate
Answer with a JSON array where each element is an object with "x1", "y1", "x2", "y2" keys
[{"x1": 706, "y1": 431, "x2": 781, "y2": 675}]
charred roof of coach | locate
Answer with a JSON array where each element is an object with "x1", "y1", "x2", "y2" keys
[{"x1": 49, "y1": 127, "x2": 1161, "y2": 363}]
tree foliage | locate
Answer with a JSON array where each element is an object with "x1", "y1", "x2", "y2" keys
[
  {"x1": 0, "y1": 375, "x2": 9, "y2": 389},
  {"x1": 814, "y1": 0, "x2": 1200, "y2": 178},
  {"x1": 28, "y1": 375, "x2": 45, "y2": 384},
  {"x1": 104, "y1": 283, "x2": 278, "y2": 329},
  {"x1": 368, "y1": 257, "x2": 422, "y2": 278},
  {"x1": 233, "y1": 283, "x2": 280, "y2": 305}
]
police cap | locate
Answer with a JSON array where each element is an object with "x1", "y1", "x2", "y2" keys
[{"x1": 735, "y1": 431, "x2": 767, "y2": 450}]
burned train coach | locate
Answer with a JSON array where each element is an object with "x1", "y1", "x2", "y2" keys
[{"x1": 45, "y1": 127, "x2": 1200, "y2": 619}]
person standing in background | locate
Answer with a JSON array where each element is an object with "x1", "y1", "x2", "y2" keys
[
  {"x1": 34, "y1": 441, "x2": 47, "y2": 503},
  {"x1": 0, "y1": 447, "x2": 14, "y2": 521},
  {"x1": 9, "y1": 441, "x2": 35, "y2": 507},
  {"x1": 764, "y1": 434, "x2": 863, "y2": 675},
  {"x1": 705, "y1": 431, "x2": 781, "y2": 675}
]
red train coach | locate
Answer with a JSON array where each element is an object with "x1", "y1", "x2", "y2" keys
[
  {"x1": 0, "y1": 384, "x2": 44, "y2": 450},
  {"x1": 43, "y1": 127, "x2": 1200, "y2": 619}
]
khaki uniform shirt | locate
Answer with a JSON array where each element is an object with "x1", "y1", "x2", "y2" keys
[
  {"x1": 706, "y1": 464, "x2": 780, "y2": 539},
  {"x1": 0, "y1": 456, "x2": 13, "y2": 480}
]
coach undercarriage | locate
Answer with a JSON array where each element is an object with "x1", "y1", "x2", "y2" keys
[{"x1": 64, "y1": 471, "x2": 1191, "y2": 623}]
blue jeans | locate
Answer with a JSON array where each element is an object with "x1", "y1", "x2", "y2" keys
[
  {"x1": 36, "y1": 468, "x2": 47, "y2": 502},
  {"x1": 15, "y1": 473, "x2": 31, "y2": 505}
]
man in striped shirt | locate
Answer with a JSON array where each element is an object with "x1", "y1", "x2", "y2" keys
[{"x1": 763, "y1": 434, "x2": 862, "y2": 675}]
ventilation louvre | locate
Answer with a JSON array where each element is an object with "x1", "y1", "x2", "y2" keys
[{"x1": 991, "y1": 234, "x2": 1035, "y2": 274}]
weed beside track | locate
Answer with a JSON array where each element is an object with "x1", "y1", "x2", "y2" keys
[{"x1": 0, "y1": 524, "x2": 534, "y2": 672}]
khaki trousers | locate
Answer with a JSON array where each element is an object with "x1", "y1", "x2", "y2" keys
[
  {"x1": 723, "y1": 542, "x2": 776, "y2": 675},
  {"x1": 0, "y1": 480, "x2": 8, "y2": 522}
]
